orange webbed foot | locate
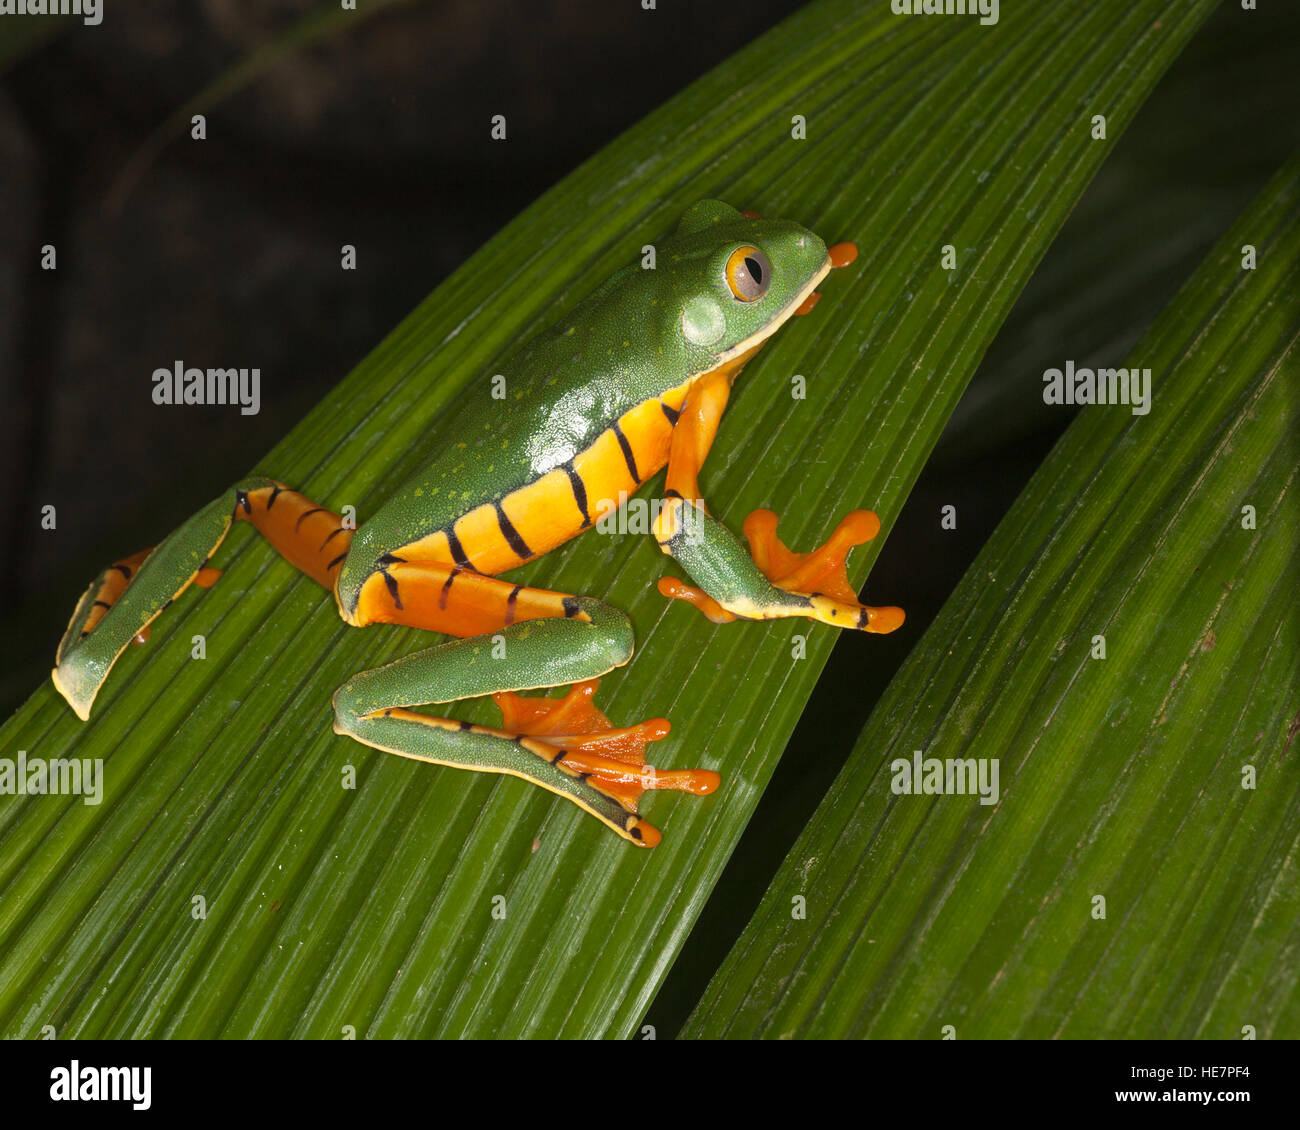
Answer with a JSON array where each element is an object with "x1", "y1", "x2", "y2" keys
[
  {"x1": 493, "y1": 680, "x2": 719, "y2": 826},
  {"x1": 742, "y1": 508, "x2": 905, "y2": 634}
]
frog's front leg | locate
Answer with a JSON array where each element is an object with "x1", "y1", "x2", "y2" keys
[
  {"x1": 651, "y1": 370, "x2": 904, "y2": 634},
  {"x1": 332, "y1": 590, "x2": 717, "y2": 847}
]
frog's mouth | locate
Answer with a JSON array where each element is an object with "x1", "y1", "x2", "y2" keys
[{"x1": 710, "y1": 254, "x2": 834, "y2": 368}]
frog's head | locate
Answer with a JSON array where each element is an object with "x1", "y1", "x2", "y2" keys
[{"x1": 660, "y1": 199, "x2": 832, "y2": 365}]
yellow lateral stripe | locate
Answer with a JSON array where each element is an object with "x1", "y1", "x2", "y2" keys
[{"x1": 394, "y1": 377, "x2": 694, "y2": 576}]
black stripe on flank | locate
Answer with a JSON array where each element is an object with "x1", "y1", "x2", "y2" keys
[
  {"x1": 459, "y1": 719, "x2": 472, "y2": 731},
  {"x1": 494, "y1": 502, "x2": 533, "y2": 560},
  {"x1": 377, "y1": 552, "x2": 406, "y2": 567},
  {"x1": 563, "y1": 462, "x2": 591, "y2": 527},
  {"x1": 266, "y1": 484, "x2": 286, "y2": 509},
  {"x1": 660, "y1": 400, "x2": 681, "y2": 426},
  {"x1": 111, "y1": 562, "x2": 134, "y2": 580},
  {"x1": 612, "y1": 420, "x2": 639, "y2": 482},
  {"x1": 505, "y1": 584, "x2": 522, "y2": 625},
  {"x1": 325, "y1": 551, "x2": 348, "y2": 571},
  {"x1": 320, "y1": 526, "x2": 348, "y2": 550},
  {"x1": 562, "y1": 596, "x2": 580, "y2": 619},
  {"x1": 439, "y1": 568, "x2": 457, "y2": 611},
  {"x1": 382, "y1": 569, "x2": 404, "y2": 611},
  {"x1": 295, "y1": 506, "x2": 327, "y2": 531},
  {"x1": 92, "y1": 600, "x2": 111, "y2": 609},
  {"x1": 446, "y1": 528, "x2": 472, "y2": 569},
  {"x1": 856, "y1": 607, "x2": 869, "y2": 629},
  {"x1": 665, "y1": 488, "x2": 682, "y2": 500}
]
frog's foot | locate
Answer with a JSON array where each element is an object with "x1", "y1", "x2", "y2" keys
[
  {"x1": 493, "y1": 679, "x2": 719, "y2": 843},
  {"x1": 658, "y1": 507, "x2": 904, "y2": 633},
  {"x1": 743, "y1": 508, "x2": 903, "y2": 632},
  {"x1": 54, "y1": 545, "x2": 222, "y2": 662}
]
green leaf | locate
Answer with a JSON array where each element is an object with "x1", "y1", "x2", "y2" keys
[
  {"x1": 686, "y1": 156, "x2": 1300, "y2": 1040},
  {"x1": 0, "y1": 0, "x2": 1217, "y2": 1037},
  {"x1": 941, "y1": 1, "x2": 1300, "y2": 466}
]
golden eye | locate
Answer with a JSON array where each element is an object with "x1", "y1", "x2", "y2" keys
[{"x1": 725, "y1": 245, "x2": 771, "y2": 302}]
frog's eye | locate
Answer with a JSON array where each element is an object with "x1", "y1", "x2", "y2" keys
[{"x1": 724, "y1": 246, "x2": 771, "y2": 302}]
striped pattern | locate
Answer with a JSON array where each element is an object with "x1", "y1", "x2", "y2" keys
[
  {"x1": 353, "y1": 558, "x2": 588, "y2": 636},
  {"x1": 233, "y1": 482, "x2": 354, "y2": 590},
  {"x1": 54, "y1": 548, "x2": 154, "y2": 663},
  {"x1": 351, "y1": 707, "x2": 664, "y2": 847},
  {"x1": 390, "y1": 381, "x2": 693, "y2": 576}
]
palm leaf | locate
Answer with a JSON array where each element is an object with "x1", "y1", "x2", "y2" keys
[
  {"x1": 686, "y1": 155, "x2": 1300, "y2": 1039},
  {"x1": 0, "y1": 0, "x2": 1218, "y2": 1037}
]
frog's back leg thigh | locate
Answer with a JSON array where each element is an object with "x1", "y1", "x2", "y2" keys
[{"x1": 53, "y1": 478, "x2": 351, "y2": 720}]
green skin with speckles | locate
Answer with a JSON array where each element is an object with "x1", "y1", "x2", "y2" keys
[
  {"x1": 52, "y1": 200, "x2": 856, "y2": 846},
  {"x1": 337, "y1": 199, "x2": 829, "y2": 612}
]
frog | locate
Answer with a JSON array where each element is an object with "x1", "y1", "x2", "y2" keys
[{"x1": 51, "y1": 199, "x2": 904, "y2": 848}]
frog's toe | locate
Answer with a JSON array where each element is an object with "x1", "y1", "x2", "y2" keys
[
  {"x1": 828, "y1": 241, "x2": 859, "y2": 268},
  {"x1": 656, "y1": 576, "x2": 737, "y2": 624}
]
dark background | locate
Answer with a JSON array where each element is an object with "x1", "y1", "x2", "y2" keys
[{"x1": 0, "y1": 0, "x2": 1296, "y2": 1031}]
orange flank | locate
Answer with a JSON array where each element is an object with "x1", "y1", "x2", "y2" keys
[
  {"x1": 352, "y1": 558, "x2": 585, "y2": 636},
  {"x1": 828, "y1": 241, "x2": 859, "y2": 268},
  {"x1": 233, "y1": 482, "x2": 353, "y2": 590}
]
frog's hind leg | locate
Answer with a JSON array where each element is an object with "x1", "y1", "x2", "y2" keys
[
  {"x1": 55, "y1": 547, "x2": 220, "y2": 667},
  {"x1": 333, "y1": 578, "x2": 718, "y2": 847},
  {"x1": 53, "y1": 477, "x2": 351, "y2": 720}
]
